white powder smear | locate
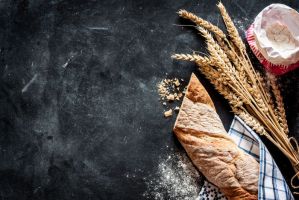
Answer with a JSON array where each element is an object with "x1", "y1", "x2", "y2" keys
[
  {"x1": 143, "y1": 152, "x2": 202, "y2": 200},
  {"x1": 233, "y1": 18, "x2": 249, "y2": 32}
]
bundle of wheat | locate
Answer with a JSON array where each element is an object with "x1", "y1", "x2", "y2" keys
[{"x1": 172, "y1": 2, "x2": 299, "y2": 190}]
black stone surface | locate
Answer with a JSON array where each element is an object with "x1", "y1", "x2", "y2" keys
[{"x1": 0, "y1": 0, "x2": 298, "y2": 199}]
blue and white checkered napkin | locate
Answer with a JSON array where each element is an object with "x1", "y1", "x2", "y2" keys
[{"x1": 198, "y1": 116, "x2": 294, "y2": 200}]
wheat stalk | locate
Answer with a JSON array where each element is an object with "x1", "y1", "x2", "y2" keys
[
  {"x1": 267, "y1": 73, "x2": 289, "y2": 134},
  {"x1": 178, "y1": 9, "x2": 226, "y2": 39},
  {"x1": 171, "y1": 53, "x2": 212, "y2": 66},
  {"x1": 216, "y1": 2, "x2": 246, "y2": 52},
  {"x1": 234, "y1": 108, "x2": 267, "y2": 135}
]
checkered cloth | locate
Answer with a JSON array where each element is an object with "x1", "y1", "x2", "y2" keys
[{"x1": 198, "y1": 116, "x2": 294, "y2": 200}]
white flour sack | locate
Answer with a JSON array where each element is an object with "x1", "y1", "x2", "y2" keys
[{"x1": 253, "y1": 4, "x2": 299, "y2": 66}]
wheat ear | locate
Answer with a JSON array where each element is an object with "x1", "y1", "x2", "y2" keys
[
  {"x1": 178, "y1": 9, "x2": 226, "y2": 39},
  {"x1": 171, "y1": 53, "x2": 213, "y2": 66},
  {"x1": 268, "y1": 74, "x2": 289, "y2": 134},
  {"x1": 217, "y1": 2, "x2": 246, "y2": 52}
]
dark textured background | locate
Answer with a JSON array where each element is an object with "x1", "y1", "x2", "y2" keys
[{"x1": 0, "y1": 0, "x2": 298, "y2": 199}]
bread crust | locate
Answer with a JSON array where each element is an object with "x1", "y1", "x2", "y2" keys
[{"x1": 173, "y1": 74, "x2": 259, "y2": 200}]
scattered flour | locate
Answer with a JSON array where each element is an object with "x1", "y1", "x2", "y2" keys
[
  {"x1": 233, "y1": 17, "x2": 250, "y2": 33},
  {"x1": 143, "y1": 153, "x2": 202, "y2": 200}
]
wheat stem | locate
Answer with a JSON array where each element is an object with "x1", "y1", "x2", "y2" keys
[{"x1": 178, "y1": 9, "x2": 226, "y2": 39}]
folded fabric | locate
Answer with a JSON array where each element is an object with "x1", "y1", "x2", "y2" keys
[{"x1": 198, "y1": 116, "x2": 294, "y2": 200}]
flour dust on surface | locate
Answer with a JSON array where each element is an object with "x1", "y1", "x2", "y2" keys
[{"x1": 143, "y1": 152, "x2": 202, "y2": 200}]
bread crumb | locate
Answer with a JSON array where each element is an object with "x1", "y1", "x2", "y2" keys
[
  {"x1": 158, "y1": 78, "x2": 185, "y2": 117},
  {"x1": 174, "y1": 106, "x2": 180, "y2": 111},
  {"x1": 167, "y1": 94, "x2": 175, "y2": 101},
  {"x1": 174, "y1": 79, "x2": 180, "y2": 87},
  {"x1": 164, "y1": 109, "x2": 173, "y2": 117},
  {"x1": 182, "y1": 87, "x2": 187, "y2": 94},
  {"x1": 157, "y1": 78, "x2": 183, "y2": 101}
]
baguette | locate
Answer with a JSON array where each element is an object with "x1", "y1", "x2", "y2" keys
[{"x1": 173, "y1": 74, "x2": 259, "y2": 200}]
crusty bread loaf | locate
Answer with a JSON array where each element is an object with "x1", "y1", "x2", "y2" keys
[{"x1": 173, "y1": 73, "x2": 259, "y2": 200}]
